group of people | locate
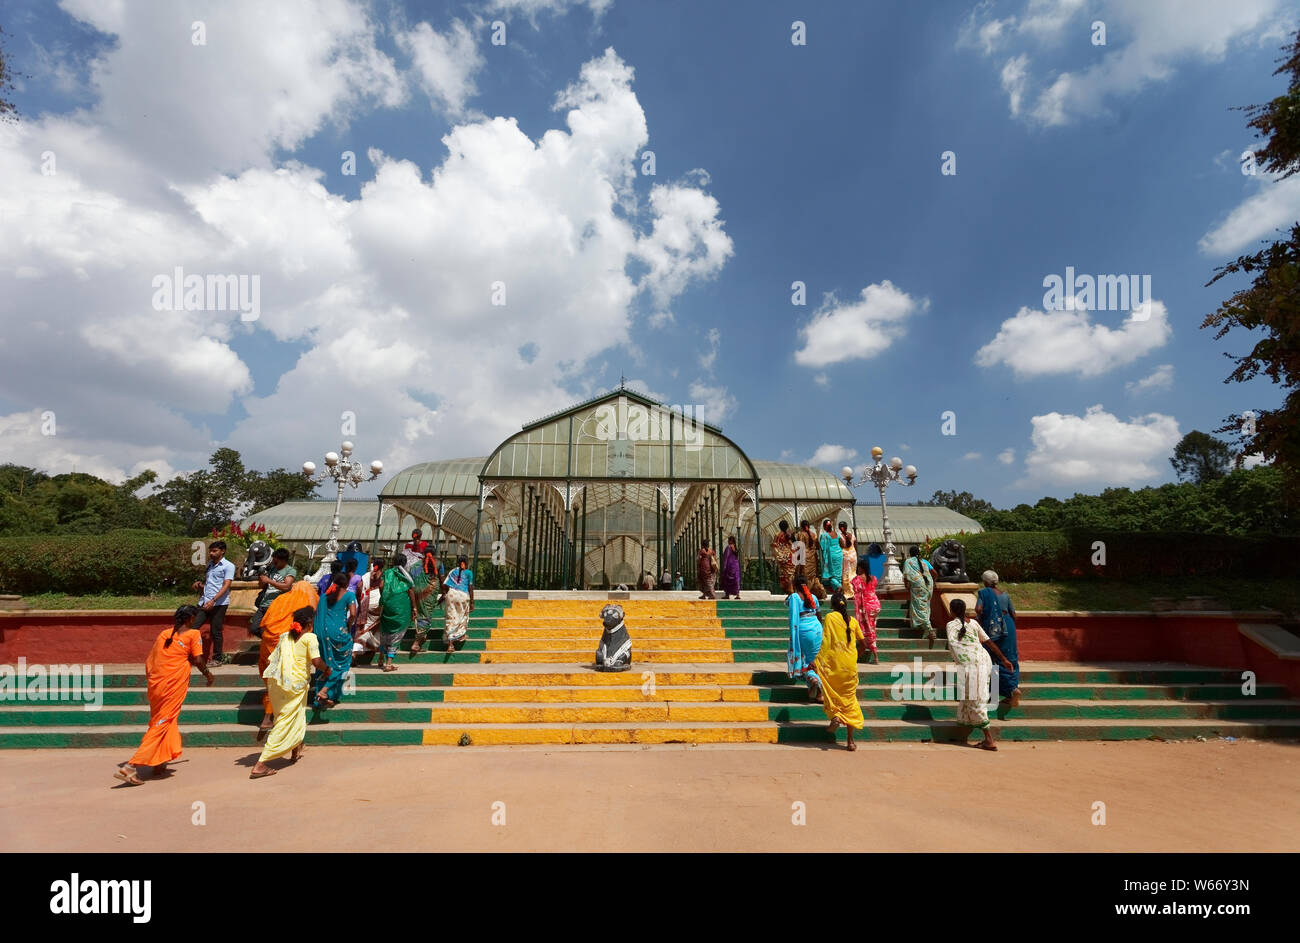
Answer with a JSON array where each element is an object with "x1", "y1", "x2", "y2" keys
[
  {"x1": 115, "y1": 529, "x2": 477, "y2": 784},
  {"x1": 114, "y1": 528, "x2": 1023, "y2": 780},
  {"x1": 693, "y1": 535, "x2": 743, "y2": 599},
  {"x1": 778, "y1": 519, "x2": 1021, "y2": 752}
]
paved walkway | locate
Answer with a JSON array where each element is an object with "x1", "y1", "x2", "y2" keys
[{"x1": 3, "y1": 740, "x2": 1297, "y2": 851}]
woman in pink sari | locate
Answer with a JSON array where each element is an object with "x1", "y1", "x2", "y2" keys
[{"x1": 850, "y1": 559, "x2": 880, "y2": 663}]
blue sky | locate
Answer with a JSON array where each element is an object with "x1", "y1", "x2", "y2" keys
[{"x1": 0, "y1": 0, "x2": 1295, "y2": 507}]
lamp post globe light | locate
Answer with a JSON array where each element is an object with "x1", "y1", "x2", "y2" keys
[
  {"x1": 856, "y1": 446, "x2": 917, "y2": 589},
  {"x1": 302, "y1": 441, "x2": 383, "y2": 580}
]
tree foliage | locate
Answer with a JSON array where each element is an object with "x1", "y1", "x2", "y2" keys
[
  {"x1": 0, "y1": 449, "x2": 319, "y2": 539},
  {"x1": 1203, "y1": 28, "x2": 1300, "y2": 502},
  {"x1": 1169, "y1": 430, "x2": 1232, "y2": 484},
  {"x1": 916, "y1": 489, "x2": 996, "y2": 518},
  {"x1": 0, "y1": 26, "x2": 17, "y2": 124}
]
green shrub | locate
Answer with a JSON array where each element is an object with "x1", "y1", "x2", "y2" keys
[
  {"x1": 0, "y1": 534, "x2": 204, "y2": 595},
  {"x1": 920, "y1": 530, "x2": 1300, "y2": 582}
]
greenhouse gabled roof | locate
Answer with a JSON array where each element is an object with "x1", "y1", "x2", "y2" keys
[
  {"x1": 754, "y1": 461, "x2": 854, "y2": 503},
  {"x1": 379, "y1": 457, "x2": 486, "y2": 499}
]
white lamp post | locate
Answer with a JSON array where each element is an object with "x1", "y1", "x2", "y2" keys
[
  {"x1": 302, "y1": 440, "x2": 383, "y2": 580},
  {"x1": 840, "y1": 466, "x2": 858, "y2": 536},
  {"x1": 856, "y1": 446, "x2": 917, "y2": 588}
]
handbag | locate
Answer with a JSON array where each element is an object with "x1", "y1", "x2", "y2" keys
[{"x1": 709, "y1": 552, "x2": 718, "y2": 574}]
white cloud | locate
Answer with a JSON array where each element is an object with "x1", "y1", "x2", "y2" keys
[
  {"x1": 0, "y1": 33, "x2": 732, "y2": 482},
  {"x1": 808, "y1": 444, "x2": 858, "y2": 467},
  {"x1": 1020, "y1": 404, "x2": 1181, "y2": 486},
  {"x1": 962, "y1": 0, "x2": 1291, "y2": 127},
  {"x1": 961, "y1": 452, "x2": 982, "y2": 461},
  {"x1": 634, "y1": 182, "x2": 733, "y2": 327},
  {"x1": 396, "y1": 20, "x2": 484, "y2": 116},
  {"x1": 1199, "y1": 174, "x2": 1300, "y2": 257},
  {"x1": 698, "y1": 327, "x2": 720, "y2": 370},
  {"x1": 813, "y1": 373, "x2": 830, "y2": 388},
  {"x1": 57, "y1": 0, "x2": 407, "y2": 182},
  {"x1": 1241, "y1": 453, "x2": 1268, "y2": 470},
  {"x1": 486, "y1": 0, "x2": 612, "y2": 19},
  {"x1": 794, "y1": 281, "x2": 927, "y2": 367},
  {"x1": 1126, "y1": 363, "x2": 1175, "y2": 395},
  {"x1": 998, "y1": 448, "x2": 1016, "y2": 465},
  {"x1": 974, "y1": 300, "x2": 1172, "y2": 378},
  {"x1": 688, "y1": 380, "x2": 737, "y2": 426}
]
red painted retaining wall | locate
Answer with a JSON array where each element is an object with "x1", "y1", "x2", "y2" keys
[{"x1": 0, "y1": 611, "x2": 253, "y2": 664}]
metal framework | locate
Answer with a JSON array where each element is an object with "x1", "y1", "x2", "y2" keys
[{"x1": 372, "y1": 387, "x2": 860, "y2": 589}]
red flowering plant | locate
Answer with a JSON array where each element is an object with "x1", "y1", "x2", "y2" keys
[{"x1": 209, "y1": 521, "x2": 284, "y2": 553}]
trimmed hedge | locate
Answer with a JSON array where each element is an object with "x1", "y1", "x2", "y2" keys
[
  {"x1": 922, "y1": 530, "x2": 1300, "y2": 582},
  {"x1": 0, "y1": 532, "x2": 207, "y2": 595}
]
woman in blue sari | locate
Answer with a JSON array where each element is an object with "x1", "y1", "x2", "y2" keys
[
  {"x1": 786, "y1": 573, "x2": 824, "y2": 702},
  {"x1": 313, "y1": 573, "x2": 357, "y2": 709},
  {"x1": 975, "y1": 570, "x2": 1021, "y2": 708}
]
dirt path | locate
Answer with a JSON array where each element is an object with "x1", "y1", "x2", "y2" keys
[{"x1": 3, "y1": 740, "x2": 1297, "y2": 852}]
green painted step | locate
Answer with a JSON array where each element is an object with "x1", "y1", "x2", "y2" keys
[
  {"x1": 774, "y1": 720, "x2": 1300, "y2": 743},
  {"x1": 0, "y1": 725, "x2": 428, "y2": 749},
  {"x1": 766, "y1": 700, "x2": 1300, "y2": 722}
]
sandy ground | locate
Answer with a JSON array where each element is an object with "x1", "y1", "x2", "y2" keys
[{"x1": 3, "y1": 740, "x2": 1298, "y2": 852}]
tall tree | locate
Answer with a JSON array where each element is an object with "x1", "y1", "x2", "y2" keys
[
  {"x1": 1169, "y1": 430, "x2": 1233, "y2": 484},
  {"x1": 0, "y1": 25, "x2": 17, "y2": 124},
  {"x1": 917, "y1": 489, "x2": 996, "y2": 519},
  {"x1": 242, "y1": 467, "x2": 319, "y2": 514},
  {"x1": 1203, "y1": 29, "x2": 1300, "y2": 502}
]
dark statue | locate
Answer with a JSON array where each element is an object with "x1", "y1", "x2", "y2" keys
[{"x1": 929, "y1": 539, "x2": 968, "y2": 583}]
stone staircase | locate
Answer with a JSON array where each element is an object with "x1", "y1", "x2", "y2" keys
[{"x1": 3, "y1": 597, "x2": 1299, "y2": 747}]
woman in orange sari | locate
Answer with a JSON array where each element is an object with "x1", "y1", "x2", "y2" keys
[
  {"x1": 254, "y1": 578, "x2": 320, "y2": 741},
  {"x1": 114, "y1": 605, "x2": 213, "y2": 786}
]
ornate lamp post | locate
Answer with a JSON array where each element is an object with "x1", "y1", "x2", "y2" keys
[
  {"x1": 302, "y1": 440, "x2": 383, "y2": 579},
  {"x1": 856, "y1": 446, "x2": 917, "y2": 589}
]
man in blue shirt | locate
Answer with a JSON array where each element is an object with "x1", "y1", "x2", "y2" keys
[{"x1": 191, "y1": 540, "x2": 236, "y2": 665}]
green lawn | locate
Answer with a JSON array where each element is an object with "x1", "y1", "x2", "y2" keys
[
  {"x1": 9, "y1": 579, "x2": 1299, "y2": 617},
  {"x1": 16, "y1": 593, "x2": 195, "y2": 610},
  {"x1": 1004, "y1": 578, "x2": 1300, "y2": 616}
]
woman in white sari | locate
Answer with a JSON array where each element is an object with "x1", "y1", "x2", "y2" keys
[
  {"x1": 438, "y1": 556, "x2": 475, "y2": 653},
  {"x1": 945, "y1": 598, "x2": 1014, "y2": 751}
]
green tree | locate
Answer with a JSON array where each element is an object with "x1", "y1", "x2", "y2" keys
[
  {"x1": 156, "y1": 448, "x2": 246, "y2": 535},
  {"x1": 1170, "y1": 430, "x2": 1233, "y2": 484},
  {"x1": 0, "y1": 26, "x2": 17, "y2": 124},
  {"x1": 917, "y1": 489, "x2": 996, "y2": 519},
  {"x1": 242, "y1": 467, "x2": 318, "y2": 514},
  {"x1": 1203, "y1": 29, "x2": 1300, "y2": 503}
]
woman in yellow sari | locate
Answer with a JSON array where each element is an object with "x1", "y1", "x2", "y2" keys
[
  {"x1": 815, "y1": 591, "x2": 864, "y2": 751},
  {"x1": 251, "y1": 606, "x2": 330, "y2": 779},
  {"x1": 114, "y1": 605, "x2": 212, "y2": 785},
  {"x1": 254, "y1": 578, "x2": 320, "y2": 740}
]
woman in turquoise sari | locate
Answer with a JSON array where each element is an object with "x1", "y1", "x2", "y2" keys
[
  {"x1": 313, "y1": 574, "x2": 356, "y2": 709},
  {"x1": 819, "y1": 519, "x2": 844, "y2": 592},
  {"x1": 786, "y1": 573, "x2": 824, "y2": 702},
  {"x1": 976, "y1": 570, "x2": 1021, "y2": 708},
  {"x1": 902, "y1": 546, "x2": 935, "y2": 646}
]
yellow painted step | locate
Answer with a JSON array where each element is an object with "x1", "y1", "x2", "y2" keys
[
  {"x1": 420, "y1": 724, "x2": 779, "y2": 745},
  {"x1": 428, "y1": 703, "x2": 769, "y2": 723},
  {"x1": 483, "y1": 638, "x2": 731, "y2": 652},
  {"x1": 442, "y1": 685, "x2": 761, "y2": 703},
  {"x1": 478, "y1": 651, "x2": 736, "y2": 663},
  {"x1": 450, "y1": 671, "x2": 755, "y2": 687},
  {"x1": 490, "y1": 627, "x2": 727, "y2": 639}
]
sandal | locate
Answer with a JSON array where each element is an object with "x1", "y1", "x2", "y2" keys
[
  {"x1": 382, "y1": 664, "x2": 398, "y2": 673},
  {"x1": 979, "y1": 739, "x2": 998, "y2": 751},
  {"x1": 113, "y1": 767, "x2": 143, "y2": 786},
  {"x1": 249, "y1": 768, "x2": 277, "y2": 779},
  {"x1": 290, "y1": 745, "x2": 306, "y2": 762}
]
